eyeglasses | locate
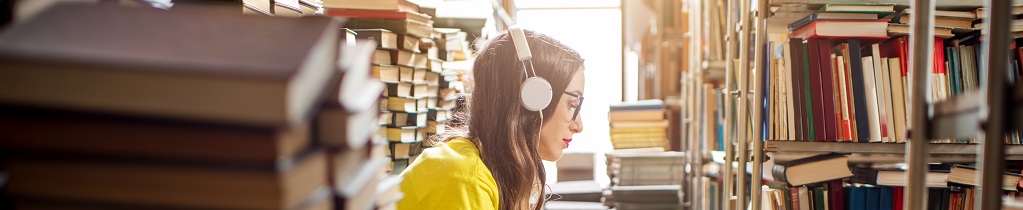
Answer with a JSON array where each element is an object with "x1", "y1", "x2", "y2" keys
[{"x1": 563, "y1": 92, "x2": 583, "y2": 122}]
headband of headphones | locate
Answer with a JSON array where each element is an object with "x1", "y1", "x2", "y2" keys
[{"x1": 508, "y1": 26, "x2": 553, "y2": 112}]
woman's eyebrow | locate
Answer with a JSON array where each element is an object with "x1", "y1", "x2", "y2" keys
[{"x1": 566, "y1": 90, "x2": 583, "y2": 96}]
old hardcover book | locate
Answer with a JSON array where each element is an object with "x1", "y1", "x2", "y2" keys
[{"x1": 0, "y1": 4, "x2": 341, "y2": 127}]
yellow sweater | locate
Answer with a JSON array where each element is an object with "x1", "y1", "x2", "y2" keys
[{"x1": 397, "y1": 137, "x2": 500, "y2": 210}]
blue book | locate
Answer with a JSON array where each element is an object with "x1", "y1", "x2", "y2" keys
[
  {"x1": 865, "y1": 187, "x2": 880, "y2": 210},
  {"x1": 878, "y1": 187, "x2": 894, "y2": 210},
  {"x1": 847, "y1": 186, "x2": 867, "y2": 210}
]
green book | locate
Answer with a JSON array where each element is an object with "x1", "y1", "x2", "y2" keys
[
  {"x1": 813, "y1": 187, "x2": 826, "y2": 210},
  {"x1": 818, "y1": 3, "x2": 896, "y2": 15},
  {"x1": 803, "y1": 42, "x2": 815, "y2": 140}
]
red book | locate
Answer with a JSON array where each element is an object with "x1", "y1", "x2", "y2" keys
[
  {"x1": 815, "y1": 39, "x2": 840, "y2": 141},
  {"x1": 828, "y1": 180, "x2": 846, "y2": 210},
  {"x1": 790, "y1": 19, "x2": 890, "y2": 40},
  {"x1": 790, "y1": 187, "x2": 801, "y2": 210},
  {"x1": 323, "y1": 8, "x2": 431, "y2": 24},
  {"x1": 807, "y1": 39, "x2": 832, "y2": 141}
]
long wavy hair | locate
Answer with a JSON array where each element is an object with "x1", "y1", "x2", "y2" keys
[{"x1": 443, "y1": 29, "x2": 585, "y2": 210}]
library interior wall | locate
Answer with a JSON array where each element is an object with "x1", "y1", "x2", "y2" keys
[{"x1": 515, "y1": 4, "x2": 623, "y2": 186}]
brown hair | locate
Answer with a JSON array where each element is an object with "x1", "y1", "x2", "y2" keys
[{"x1": 450, "y1": 29, "x2": 585, "y2": 210}]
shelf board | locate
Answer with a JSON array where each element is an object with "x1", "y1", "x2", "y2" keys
[
  {"x1": 769, "y1": 0, "x2": 1023, "y2": 7},
  {"x1": 766, "y1": 141, "x2": 1023, "y2": 155}
]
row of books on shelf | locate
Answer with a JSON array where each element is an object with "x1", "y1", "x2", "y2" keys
[
  {"x1": 0, "y1": 3, "x2": 408, "y2": 210},
  {"x1": 761, "y1": 152, "x2": 1023, "y2": 210},
  {"x1": 751, "y1": 3, "x2": 1023, "y2": 144}
]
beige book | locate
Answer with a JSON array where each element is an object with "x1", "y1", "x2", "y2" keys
[{"x1": 888, "y1": 58, "x2": 907, "y2": 143}]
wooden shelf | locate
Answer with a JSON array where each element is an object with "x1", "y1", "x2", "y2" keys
[{"x1": 765, "y1": 141, "x2": 1023, "y2": 155}]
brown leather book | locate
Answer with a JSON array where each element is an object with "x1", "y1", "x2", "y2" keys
[
  {"x1": 0, "y1": 106, "x2": 310, "y2": 165},
  {"x1": 5, "y1": 151, "x2": 328, "y2": 210},
  {"x1": 0, "y1": 3, "x2": 341, "y2": 127}
]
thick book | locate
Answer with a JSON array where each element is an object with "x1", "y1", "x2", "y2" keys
[
  {"x1": 324, "y1": 8, "x2": 431, "y2": 23},
  {"x1": 0, "y1": 106, "x2": 310, "y2": 164},
  {"x1": 790, "y1": 19, "x2": 889, "y2": 39},
  {"x1": 788, "y1": 11, "x2": 880, "y2": 31},
  {"x1": 849, "y1": 167, "x2": 950, "y2": 188},
  {"x1": 0, "y1": 4, "x2": 341, "y2": 127},
  {"x1": 609, "y1": 100, "x2": 665, "y2": 111},
  {"x1": 785, "y1": 38, "x2": 810, "y2": 141},
  {"x1": 353, "y1": 29, "x2": 398, "y2": 50},
  {"x1": 6, "y1": 151, "x2": 327, "y2": 209},
  {"x1": 322, "y1": 0, "x2": 420, "y2": 12},
  {"x1": 337, "y1": 157, "x2": 390, "y2": 210},
  {"x1": 879, "y1": 187, "x2": 894, "y2": 210},
  {"x1": 848, "y1": 186, "x2": 866, "y2": 210},
  {"x1": 772, "y1": 153, "x2": 853, "y2": 186},
  {"x1": 887, "y1": 24, "x2": 954, "y2": 38},
  {"x1": 948, "y1": 165, "x2": 1023, "y2": 191},
  {"x1": 817, "y1": 3, "x2": 895, "y2": 14},
  {"x1": 345, "y1": 18, "x2": 432, "y2": 38}
]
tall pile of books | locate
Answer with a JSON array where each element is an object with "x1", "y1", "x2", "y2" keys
[
  {"x1": 242, "y1": 0, "x2": 322, "y2": 16},
  {"x1": 602, "y1": 150, "x2": 685, "y2": 210},
  {"x1": 0, "y1": 4, "x2": 362, "y2": 209},
  {"x1": 608, "y1": 100, "x2": 668, "y2": 150},
  {"x1": 323, "y1": 0, "x2": 435, "y2": 176},
  {"x1": 321, "y1": 39, "x2": 393, "y2": 210}
]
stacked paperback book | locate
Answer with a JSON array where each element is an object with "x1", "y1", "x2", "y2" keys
[
  {"x1": 608, "y1": 100, "x2": 668, "y2": 150},
  {"x1": 243, "y1": 0, "x2": 323, "y2": 16},
  {"x1": 603, "y1": 150, "x2": 684, "y2": 210}
]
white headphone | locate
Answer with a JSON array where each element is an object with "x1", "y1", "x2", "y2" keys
[{"x1": 508, "y1": 26, "x2": 553, "y2": 112}]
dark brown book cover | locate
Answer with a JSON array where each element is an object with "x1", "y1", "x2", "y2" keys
[
  {"x1": 6, "y1": 151, "x2": 327, "y2": 209},
  {"x1": 789, "y1": 38, "x2": 808, "y2": 140},
  {"x1": 0, "y1": 106, "x2": 309, "y2": 164},
  {"x1": 0, "y1": 3, "x2": 342, "y2": 127}
]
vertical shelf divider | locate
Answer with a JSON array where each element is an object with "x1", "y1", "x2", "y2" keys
[
  {"x1": 906, "y1": 0, "x2": 935, "y2": 209},
  {"x1": 977, "y1": 0, "x2": 1011, "y2": 208},
  {"x1": 721, "y1": 0, "x2": 738, "y2": 208}
]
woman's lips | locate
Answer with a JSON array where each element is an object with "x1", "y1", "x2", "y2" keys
[{"x1": 563, "y1": 139, "x2": 572, "y2": 147}]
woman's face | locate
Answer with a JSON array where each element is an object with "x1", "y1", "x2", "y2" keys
[{"x1": 538, "y1": 69, "x2": 585, "y2": 161}]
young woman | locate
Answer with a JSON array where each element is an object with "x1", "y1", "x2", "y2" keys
[{"x1": 397, "y1": 28, "x2": 585, "y2": 210}]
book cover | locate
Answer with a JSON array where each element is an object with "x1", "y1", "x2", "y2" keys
[
  {"x1": 790, "y1": 19, "x2": 890, "y2": 40},
  {"x1": 788, "y1": 38, "x2": 809, "y2": 140},
  {"x1": 845, "y1": 40, "x2": 870, "y2": 142},
  {"x1": 879, "y1": 187, "x2": 894, "y2": 210},
  {"x1": 803, "y1": 42, "x2": 817, "y2": 140},
  {"x1": 866, "y1": 187, "x2": 880, "y2": 210},
  {"x1": 812, "y1": 39, "x2": 839, "y2": 141},
  {"x1": 807, "y1": 39, "x2": 830, "y2": 141}
]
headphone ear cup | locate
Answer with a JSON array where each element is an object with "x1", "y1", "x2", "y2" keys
[{"x1": 520, "y1": 77, "x2": 553, "y2": 112}]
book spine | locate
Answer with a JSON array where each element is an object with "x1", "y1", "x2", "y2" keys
[
  {"x1": 788, "y1": 38, "x2": 808, "y2": 141},
  {"x1": 813, "y1": 39, "x2": 839, "y2": 141},
  {"x1": 788, "y1": 12, "x2": 819, "y2": 31},
  {"x1": 847, "y1": 40, "x2": 871, "y2": 142},
  {"x1": 807, "y1": 39, "x2": 828, "y2": 141}
]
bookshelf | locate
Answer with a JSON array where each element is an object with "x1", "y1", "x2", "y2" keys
[{"x1": 679, "y1": 0, "x2": 1023, "y2": 209}]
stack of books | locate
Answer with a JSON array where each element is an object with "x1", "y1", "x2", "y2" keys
[
  {"x1": 323, "y1": 0, "x2": 435, "y2": 175},
  {"x1": 608, "y1": 100, "x2": 668, "y2": 149},
  {"x1": 603, "y1": 150, "x2": 684, "y2": 210},
  {"x1": 320, "y1": 39, "x2": 392, "y2": 210},
  {"x1": 0, "y1": 4, "x2": 345, "y2": 209},
  {"x1": 243, "y1": 0, "x2": 322, "y2": 16}
]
